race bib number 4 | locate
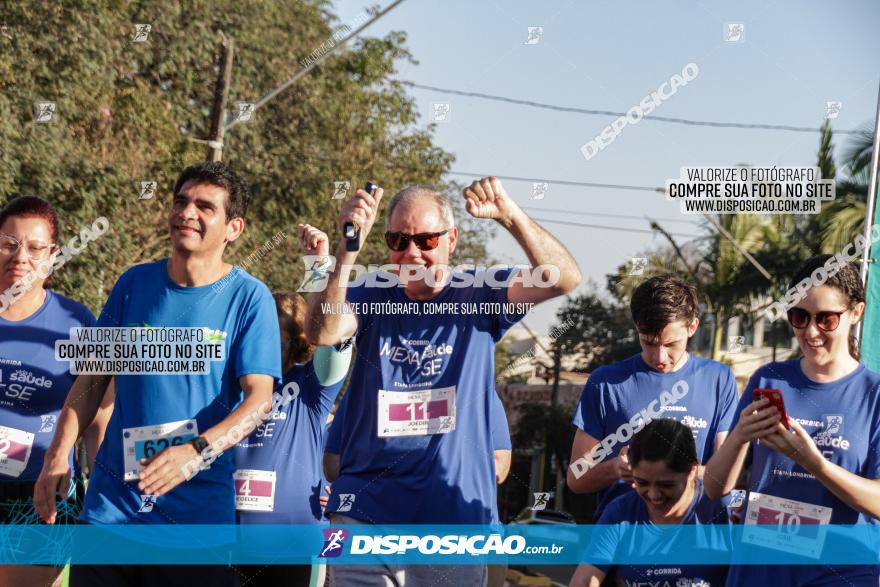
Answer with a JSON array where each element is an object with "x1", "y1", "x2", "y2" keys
[
  {"x1": 234, "y1": 469, "x2": 276, "y2": 512},
  {"x1": 378, "y1": 386, "x2": 456, "y2": 437},
  {"x1": 742, "y1": 491, "x2": 832, "y2": 559},
  {"x1": 122, "y1": 419, "x2": 198, "y2": 481},
  {"x1": 0, "y1": 425, "x2": 34, "y2": 478}
]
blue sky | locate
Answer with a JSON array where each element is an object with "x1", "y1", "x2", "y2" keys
[{"x1": 331, "y1": 0, "x2": 880, "y2": 335}]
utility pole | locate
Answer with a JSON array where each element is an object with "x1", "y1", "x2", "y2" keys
[{"x1": 206, "y1": 34, "x2": 234, "y2": 162}]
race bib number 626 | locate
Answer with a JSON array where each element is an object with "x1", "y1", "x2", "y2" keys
[{"x1": 122, "y1": 419, "x2": 198, "y2": 481}]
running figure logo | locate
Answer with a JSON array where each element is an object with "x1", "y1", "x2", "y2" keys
[
  {"x1": 319, "y1": 528, "x2": 348, "y2": 558},
  {"x1": 337, "y1": 493, "x2": 356, "y2": 513},
  {"x1": 532, "y1": 492, "x2": 551, "y2": 511},
  {"x1": 138, "y1": 495, "x2": 156, "y2": 513},
  {"x1": 39, "y1": 415, "x2": 56, "y2": 433},
  {"x1": 821, "y1": 415, "x2": 843, "y2": 436}
]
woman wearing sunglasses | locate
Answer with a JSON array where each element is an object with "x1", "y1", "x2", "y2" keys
[
  {"x1": 569, "y1": 418, "x2": 730, "y2": 587},
  {"x1": 705, "y1": 254, "x2": 880, "y2": 586},
  {"x1": 0, "y1": 196, "x2": 113, "y2": 587}
]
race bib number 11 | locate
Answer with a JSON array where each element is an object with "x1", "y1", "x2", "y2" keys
[{"x1": 378, "y1": 386, "x2": 456, "y2": 437}]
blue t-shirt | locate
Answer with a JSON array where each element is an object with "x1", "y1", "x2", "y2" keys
[
  {"x1": 725, "y1": 361, "x2": 880, "y2": 586},
  {"x1": 588, "y1": 480, "x2": 730, "y2": 586},
  {"x1": 325, "y1": 269, "x2": 524, "y2": 524},
  {"x1": 81, "y1": 260, "x2": 281, "y2": 524},
  {"x1": 0, "y1": 291, "x2": 95, "y2": 482},
  {"x1": 490, "y1": 391, "x2": 510, "y2": 524},
  {"x1": 573, "y1": 353, "x2": 738, "y2": 520},
  {"x1": 326, "y1": 389, "x2": 510, "y2": 522},
  {"x1": 234, "y1": 357, "x2": 345, "y2": 524}
]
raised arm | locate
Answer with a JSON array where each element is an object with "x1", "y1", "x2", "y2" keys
[
  {"x1": 462, "y1": 177, "x2": 581, "y2": 305},
  {"x1": 304, "y1": 187, "x2": 384, "y2": 346}
]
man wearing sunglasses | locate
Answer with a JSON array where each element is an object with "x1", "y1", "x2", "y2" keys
[{"x1": 305, "y1": 177, "x2": 580, "y2": 586}]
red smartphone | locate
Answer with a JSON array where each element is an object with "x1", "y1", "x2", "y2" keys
[{"x1": 753, "y1": 388, "x2": 789, "y2": 428}]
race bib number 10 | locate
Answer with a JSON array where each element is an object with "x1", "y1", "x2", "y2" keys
[
  {"x1": 0, "y1": 425, "x2": 34, "y2": 478},
  {"x1": 378, "y1": 386, "x2": 456, "y2": 437},
  {"x1": 122, "y1": 419, "x2": 198, "y2": 481},
  {"x1": 742, "y1": 491, "x2": 832, "y2": 559}
]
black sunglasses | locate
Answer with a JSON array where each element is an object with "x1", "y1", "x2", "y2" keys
[
  {"x1": 787, "y1": 308, "x2": 847, "y2": 332},
  {"x1": 384, "y1": 230, "x2": 448, "y2": 252}
]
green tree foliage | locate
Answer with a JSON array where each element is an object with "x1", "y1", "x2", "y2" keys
[
  {"x1": 554, "y1": 287, "x2": 641, "y2": 372},
  {"x1": 0, "y1": 1, "x2": 490, "y2": 311}
]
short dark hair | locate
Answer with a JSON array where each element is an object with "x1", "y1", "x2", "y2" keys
[
  {"x1": 629, "y1": 418, "x2": 698, "y2": 474},
  {"x1": 630, "y1": 274, "x2": 699, "y2": 336},
  {"x1": 172, "y1": 162, "x2": 251, "y2": 221},
  {"x1": 0, "y1": 195, "x2": 60, "y2": 243},
  {"x1": 789, "y1": 254, "x2": 865, "y2": 360}
]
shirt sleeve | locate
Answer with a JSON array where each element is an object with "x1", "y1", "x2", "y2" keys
[
  {"x1": 716, "y1": 366, "x2": 739, "y2": 434},
  {"x1": 572, "y1": 376, "x2": 606, "y2": 440},
  {"x1": 310, "y1": 345, "x2": 351, "y2": 418},
  {"x1": 863, "y1": 379, "x2": 880, "y2": 480},
  {"x1": 95, "y1": 270, "x2": 132, "y2": 328},
  {"x1": 232, "y1": 285, "x2": 282, "y2": 385},
  {"x1": 583, "y1": 503, "x2": 622, "y2": 571},
  {"x1": 490, "y1": 392, "x2": 511, "y2": 451}
]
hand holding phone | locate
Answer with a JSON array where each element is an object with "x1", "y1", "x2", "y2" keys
[
  {"x1": 343, "y1": 182, "x2": 377, "y2": 252},
  {"x1": 753, "y1": 388, "x2": 789, "y2": 429}
]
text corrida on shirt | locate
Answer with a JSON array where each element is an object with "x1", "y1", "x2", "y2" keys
[{"x1": 569, "y1": 380, "x2": 690, "y2": 479}]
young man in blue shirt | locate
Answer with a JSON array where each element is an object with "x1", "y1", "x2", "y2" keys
[
  {"x1": 35, "y1": 162, "x2": 281, "y2": 587},
  {"x1": 567, "y1": 275, "x2": 738, "y2": 521}
]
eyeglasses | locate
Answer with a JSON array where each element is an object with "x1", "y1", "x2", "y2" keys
[
  {"x1": 384, "y1": 230, "x2": 448, "y2": 252},
  {"x1": 0, "y1": 234, "x2": 55, "y2": 260},
  {"x1": 786, "y1": 307, "x2": 847, "y2": 332}
]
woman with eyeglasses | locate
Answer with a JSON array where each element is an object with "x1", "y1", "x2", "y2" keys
[
  {"x1": 569, "y1": 418, "x2": 731, "y2": 587},
  {"x1": 705, "y1": 254, "x2": 880, "y2": 586},
  {"x1": 0, "y1": 196, "x2": 113, "y2": 587},
  {"x1": 233, "y1": 224, "x2": 351, "y2": 587}
]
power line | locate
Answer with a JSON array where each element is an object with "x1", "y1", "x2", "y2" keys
[
  {"x1": 447, "y1": 171, "x2": 662, "y2": 192},
  {"x1": 408, "y1": 83, "x2": 863, "y2": 135},
  {"x1": 522, "y1": 206, "x2": 700, "y2": 225},
  {"x1": 530, "y1": 217, "x2": 699, "y2": 239},
  {"x1": 225, "y1": 0, "x2": 408, "y2": 131}
]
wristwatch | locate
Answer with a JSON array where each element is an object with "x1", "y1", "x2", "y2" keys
[{"x1": 188, "y1": 436, "x2": 209, "y2": 456}]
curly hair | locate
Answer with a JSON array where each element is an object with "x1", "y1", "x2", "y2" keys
[{"x1": 789, "y1": 254, "x2": 865, "y2": 360}]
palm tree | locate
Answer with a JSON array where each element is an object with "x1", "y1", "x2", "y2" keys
[{"x1": 818, "y1": 125, "x2": 875, "y2": 252}]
